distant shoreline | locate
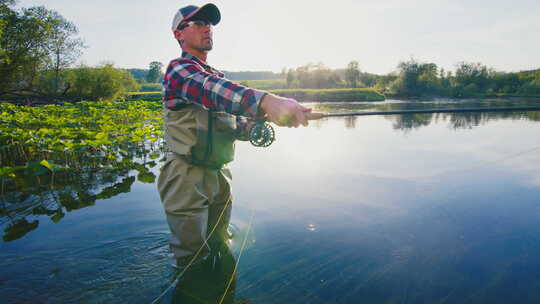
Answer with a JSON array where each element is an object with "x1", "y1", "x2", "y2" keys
[
  {"x1": 127, "y1": 90, "x2": 540, "y2": 103},
  {"x1": 4, "y1": 91, "x2": 540, "y2": 105}
]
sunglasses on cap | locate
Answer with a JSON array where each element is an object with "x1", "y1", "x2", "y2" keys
[{"x1": 177, "y1": 19, "x2": 212, "y2": 30}]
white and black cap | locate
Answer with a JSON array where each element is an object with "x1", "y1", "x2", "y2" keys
[{"x1": 171, "y1": 3, "x2": 221, "y2": 32}]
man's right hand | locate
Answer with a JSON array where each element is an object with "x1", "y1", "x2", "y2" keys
[{"x1": 259, "y1": 94, "x2": 311, "y2": 128}]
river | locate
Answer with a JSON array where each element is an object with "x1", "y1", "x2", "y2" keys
[{"x1": 1, "y1": 98, "x2": 540, "y2": 303}]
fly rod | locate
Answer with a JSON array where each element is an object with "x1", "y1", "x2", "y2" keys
[
  {"x1": 306, "y1": 105, "x2": 540, "y2": 119},
  {"x1": 249, "y1": 105, "x2": 540, "y2": 147}
]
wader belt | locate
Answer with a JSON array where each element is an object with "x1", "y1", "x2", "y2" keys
[{"x1": 173, "y1": 153, "x2": 223, "y2": 170}]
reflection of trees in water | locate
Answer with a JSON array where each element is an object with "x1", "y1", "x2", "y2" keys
[
  {"x1": 314, "y1": 100, "x2": 540, "y2": 131},
  {"x1": 344, "y1": 116, "x2": 358, "y2": 129},
  {"x1": 385, "y1": 114, "x2": 433, "y2": 132},
  {"x1": 385, "y1": 111, "x2": 540, "y2": 131},
  {"x1": 0, "y1": 147, "x2": 162, "y2": 242}
]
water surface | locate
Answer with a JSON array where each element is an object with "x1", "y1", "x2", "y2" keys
[{"x1": 2, "y1": 99, "x2": 540, "y2": 303}]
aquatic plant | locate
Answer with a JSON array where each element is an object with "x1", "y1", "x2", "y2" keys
[{"x1": 0, "y1": 100, "x2": 165, "y2": 241}]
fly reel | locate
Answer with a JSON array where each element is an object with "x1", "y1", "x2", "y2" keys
[{"x1": 249, "y1": 120, "x2": 275, "y2": 147}]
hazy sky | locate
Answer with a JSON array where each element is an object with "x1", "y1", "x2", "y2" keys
[{"x1": 16, "y1": 0, "x2": 540, "y2": 74}]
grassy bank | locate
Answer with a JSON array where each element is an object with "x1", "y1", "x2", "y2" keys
[
  {"x1": 240, "y1": 79, "x2": 287, "y2": 90},
  {"x1": 385, "y1": 92, "x2": 540, "y2": 99},
  {"x1": 127, "y1": 92, "x2": 162, "y2": 101},
  {"x1": 268, "y1": 88, "x2": 385, "y2": 102},
  {"x1": 129, "y1": 88, "x2": 386, "y2": 102}
]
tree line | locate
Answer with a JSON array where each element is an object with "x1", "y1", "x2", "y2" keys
[
  {"x1": 282, "y1": 61, "x2": 383, "y2": 90},
  {"x1": 3, "y1": 0, "x2": 539, "y2": 102},
  {"x1": 0, "y1": 1, "x2": 140, "y2": 103},
  {"x1": 384, "y1": 59, "x2": 540, "y2": 98},
  {"x1": 282, "y1": 59, "x2": 540, "y2": 98}
]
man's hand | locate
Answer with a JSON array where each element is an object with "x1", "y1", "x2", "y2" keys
[{"x1": 259, "y1": 94, "x2": 311, "y2": 127}]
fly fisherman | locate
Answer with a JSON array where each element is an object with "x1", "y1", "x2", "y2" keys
[{"x1": 157, "y1": 3, "x2": 311, "y2": 269}]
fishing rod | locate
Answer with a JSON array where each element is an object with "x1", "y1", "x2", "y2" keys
[
  {"x1": 248, "y1": 105, "x2": 540, "y2": 147},
  {"x1": 306, "y1": 105, "x2": 540, "y2": 119}
]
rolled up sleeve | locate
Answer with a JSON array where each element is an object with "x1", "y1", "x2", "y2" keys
[{"x1": 163, "y1": 59, "x2": 267, "y2": 118}]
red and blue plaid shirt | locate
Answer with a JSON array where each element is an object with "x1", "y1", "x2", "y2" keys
[{"x1": 162, "y1": 52, "x2": 267, "y2": 137}]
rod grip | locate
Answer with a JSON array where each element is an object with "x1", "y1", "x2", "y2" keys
[{"x1": 306, "y1": 112, "x2": 326, "y2": 120}]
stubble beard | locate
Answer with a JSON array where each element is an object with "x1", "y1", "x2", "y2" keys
[{"x1": 202, "y1": 39, "x2": 213, "y2": 51}]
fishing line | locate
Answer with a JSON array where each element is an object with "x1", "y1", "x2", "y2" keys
[
  {"x1": 217, "y1": 208, "x2": 255, "y2": 304},
  {"x1": 150, "y1": 193, "x2": 255, "y2": 304},
  {"x1": 421, "y1": 145, "x2": 540, "y2": 181},
  {"x1": 150, "y1": 192, "x2": 234, "y2": 304}
]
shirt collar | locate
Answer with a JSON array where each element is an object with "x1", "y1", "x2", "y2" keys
[{"x1": 181, "y1": 51, "x2": 223, "y2": 76}]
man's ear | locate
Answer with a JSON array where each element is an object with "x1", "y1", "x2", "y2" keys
[{"x1": 173, "y1": 29, "x2": 183, "y2": 41}]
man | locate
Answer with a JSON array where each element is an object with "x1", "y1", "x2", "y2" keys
[{"x1": 157, "y1": 3, "x2": 311, "y2": 269}]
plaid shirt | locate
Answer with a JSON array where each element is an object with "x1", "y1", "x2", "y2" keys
[{"x1": 162, "y1": 52, "x2": 267, "y2": 137}]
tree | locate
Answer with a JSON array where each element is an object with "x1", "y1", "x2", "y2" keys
[
  {"x1": 0, "y1": 1, "x2": 16, "y2": 40},
  {"x1": 1, "y1": 6, "x2": 51, "y2": 91},
  {"x1": 146, "y1": 61, "x2": 163, "y2": 83},
  {"x1": 374, "y1": 74, "x2": 398, "y2": 93},
  {"x1": 0, "y1": 4, "x2": 84, "y2": 96},
  {"x1": 46, "y1": 11, "x2": 85, "y2": 94},
  {"x1": 453, "y1": 62, "x2": 493, "y2": 96},
  {"x1": 345, "y1": 61, "x2": 360, "y2": 88},
  {"x1": 286, "y1": 69, "x2": 295, "y2": 88},
  {"x1": 294, "y1": 62, "x2": 340, "y2": 89},
  {"x1": 390, "y1": 58, "x2": 440, "y2": 96}
]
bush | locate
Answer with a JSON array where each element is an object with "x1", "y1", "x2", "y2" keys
[
  {"x1": 518, "y1": 81, "x2": 540, "y2": 95},
  {"x1": 127, "y1": 92, "x2": 162, "y2": 101},
  {"x1": 65, "y1": 64, "x2": 140, "y2": 101},
  {"x1": 140, "y1": 83, "x2": 162, "y2": 92},
  {"x1": 34, "y1": 70, "x2": 69, "y2": 96}
]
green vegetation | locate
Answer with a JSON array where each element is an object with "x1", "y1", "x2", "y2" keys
[
  {"x1": 345, "y1": 61, "x2": 361, "y2": 88},
  {"x1": 128, "y1": 91, "x2": 162, "y2": 101},
  {"x1": 383, "y1": 59, "x2": 540, "y2": 98},
  {"x1": 0, "y1": 1, "x2": 139, "y2": 102},
  {"x1": 0, "y1": 100, "x2": 164, "y2": 240},
  {"x1": 125, "y1": 68, "x2": 148, "y2": 81},
  {"x1": 1, "y1": 2, "x2": 84, "y2": 94},
  {"x1": 0, "y1": 99, "x2": 163, "y2": 177},
  {"x1": 44, "y1": 64, "x2": 140, "y2": 102},
  {"x1": 223, "y1": 70, "x2": 283, "y2": 81},
  {"x1": 284, "y1": 63, "x2": 341, "y2": 89},
  {"x1": 5, "y1": 0, "x2": 539, "y2": 104},
  {"x1": 269, "y1": 88, "x2": 384, "y2": 102},
  {"x1": 127, "y1": 88, "x2": 384, "y2": 102},
  {"x1": 239, "y1": 79, "x2": 287, "y2": 90},
  {"x1": 146, "y1": 61, "x2": 164, "y2": 83},
  {"x1": 140, "y1": 83, "x2": 162, "y2": 92}
]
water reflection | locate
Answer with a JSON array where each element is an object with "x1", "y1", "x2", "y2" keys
[
  {"x1": 227, "y1": 99, "x2": 540, "y2": 303},
  {"x1": 168, "y1": 233, "x2": 237, "y2": 304},
  {"x1": 0, "y1": 146, "x2": 161, "y2": 242},
  {"x1": 311, "y1": 99, "x2": 540, "y2": 131},
  {"x1": 2, "y1": 99, "x2": 540, "y2": 303}
]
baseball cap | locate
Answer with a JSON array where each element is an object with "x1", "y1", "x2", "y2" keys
[{"x1": 171, "y1": 3, "x2": 221, "y2": 32}]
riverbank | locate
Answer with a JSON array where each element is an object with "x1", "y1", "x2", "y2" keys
[
  {"x1": 269, "y1": 88, "x2": 385, "y2": 101},
  {"x1": 385, "y1": 92, "x2": 540, "y2": 99},
  {"x1": 127, "y1": 88, "x2": 385, "y2": 102}
]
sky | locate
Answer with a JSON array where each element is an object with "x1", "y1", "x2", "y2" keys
[{"x1": 16, "y1": 0, "x2": 540, "y2": 74}]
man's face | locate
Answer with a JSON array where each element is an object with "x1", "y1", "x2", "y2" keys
[{"x1": 175, "y1": 20, "x2": 213, "y2": 52}]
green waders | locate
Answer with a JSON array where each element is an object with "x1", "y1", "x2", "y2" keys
[{"x1": 157, "y1": 104, "x2": 237, "y2": 266}]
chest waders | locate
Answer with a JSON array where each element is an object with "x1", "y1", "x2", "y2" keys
[{"x1": 164, "y1": 104, "x2": 236, "y2": 170}]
